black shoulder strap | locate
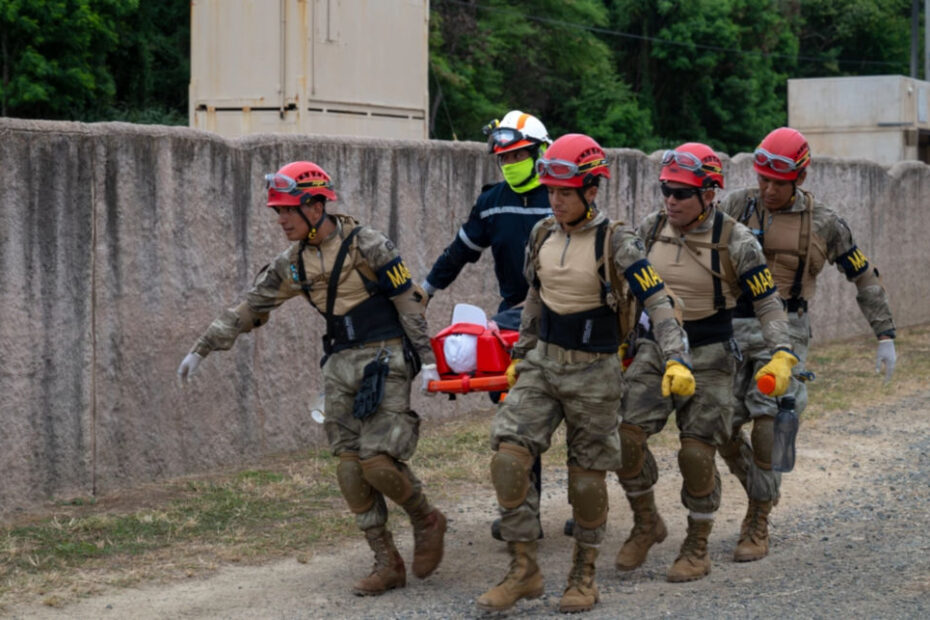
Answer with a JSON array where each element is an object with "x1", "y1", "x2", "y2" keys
[
  {"x1": 295, "y1": 242, "x2": 315, "y2": 305},
  {"x1": 788, "y1": 199, "x2": 812, "y2": 300},
  {"x1": 319, "y1": 226, "x2": 363, "y2": 352},
  {"x1": 711, "y1": 210, "x2": 725, "y2": 311},
  {"x1": 326, "y1": 226, "x2": 363, "y2": 322},
  {"x1": 594, "y1": 219, "x2": 610, "y2": 304},
  {"x1": 645, "y1": 213, "x2": 666, "y2": 253},
  {"x1": 740, "y1": 196, "x2": 758, "y2": 225}
]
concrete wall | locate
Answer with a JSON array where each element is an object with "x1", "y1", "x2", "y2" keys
[{"x1": 1, "y1": 118, "x2": 927, "y2": 516}]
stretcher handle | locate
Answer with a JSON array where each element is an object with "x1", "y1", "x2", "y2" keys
[{"x1": 427, "y1": 375, "x2": 510, "y2": 394}]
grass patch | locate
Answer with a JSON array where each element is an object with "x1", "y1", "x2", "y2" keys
[{"x1": 2, "y1": 323, "x2": 928, "y2": 608}]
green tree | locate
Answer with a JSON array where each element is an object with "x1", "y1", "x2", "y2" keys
[
  {"x1": 104, "y1": 0, "x2": 189, "y2": 124},
  {"x1": 0, "y1": 0, "x2": 135, "y2": 119},
  {"x1": 794, "y1": 0, "x2": 911, "y2": 77},
  {"x1": 606, "y1": 0, "x2": 798, "y2": 154},
  {"x1": 429, "y1": 0, "x2": 652, "y2": 147}
]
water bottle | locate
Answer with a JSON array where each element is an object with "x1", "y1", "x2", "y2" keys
[
  {"x1": 309, "y1": 391, "x2": 326, "y2": 424},
  {"x1": 772, "y1": 395, "x2": 798, "y2": 472}
]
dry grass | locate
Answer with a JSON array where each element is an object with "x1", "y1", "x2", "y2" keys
[{"x1": 2, "y1": 324, "x2": 928, "y2": 609}]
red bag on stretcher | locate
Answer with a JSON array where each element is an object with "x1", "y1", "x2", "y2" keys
[{"x1": 427, "y1": 304, "x2": 519, "y2": 394}]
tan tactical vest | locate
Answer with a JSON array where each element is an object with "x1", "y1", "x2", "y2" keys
[
  {"x1": 739, "y1": 192, "x2": 826, "y2": 301},
  {"x1": 646, "y1": 212, "x2": 739, "y2": 321},
  {"x1": 537, "y1": 226, "x2": 603, "y2": 314},
  {"x1": 296, "y1": 218, "x2": 379, "y2": 315}
]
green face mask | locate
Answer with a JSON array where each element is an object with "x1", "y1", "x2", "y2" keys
[{"x1": 501, "y1": 157, "x2": 541, "y2": 193}]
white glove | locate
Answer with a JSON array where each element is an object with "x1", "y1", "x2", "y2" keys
[
  {"x1": 875, "y1": 339, "x2": 896, "y2": 381},
  {"x1": 420, "y1": 363, "x2": 440, "y2": 396},
  {"x1": 177, "y1": 352, "x2": 204, "y2": 387}
]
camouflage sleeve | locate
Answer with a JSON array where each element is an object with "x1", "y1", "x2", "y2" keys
[
  {"x1": 354, "y1": 226, "x2": 436, "y2": 364},
  {"x1": 611, "y1": 226, "x2": 691, "y2": 366},
  {"x1": 728, "y1": 223, "x2": 792, "y2": 352},
  {"x1": 191, "y1": 248, "x2": 299, "y2": 357},
  {"x1": 821, "y1": 209, "x2": 896, "y2": 337}
]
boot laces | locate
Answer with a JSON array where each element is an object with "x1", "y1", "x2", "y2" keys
[{"x1": 746, "y1": 505, "x2": 768, "y2": 540}]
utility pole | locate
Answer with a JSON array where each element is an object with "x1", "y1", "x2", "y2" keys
[
  {"x1": 925, "y1": 0, "x2": 929, "y2": 80},
  {"x1": 912, "y1": 0, "x2": 920, "y2": 78}
]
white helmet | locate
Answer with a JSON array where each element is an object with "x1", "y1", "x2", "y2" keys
[{"x1": 483, "y1": 110, "x2": 551, "y2": 155}]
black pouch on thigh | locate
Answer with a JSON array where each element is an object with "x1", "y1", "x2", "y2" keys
[{"x1": 353, "y1": 348, "x2": 391, "y2": 420}]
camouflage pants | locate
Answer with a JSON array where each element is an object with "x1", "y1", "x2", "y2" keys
[
  {"x1": 620, "y1": 338, "x2": 737, "y2": 514},
  {"x1": 490, "y1": 342, "x2": 624, "y2": 545},
  {"x1": 724, "y1": 313, "x2": 811, "y2": 502},
  {"x1": 323, "y1": 340, "x2": 423, "y2": 530}
]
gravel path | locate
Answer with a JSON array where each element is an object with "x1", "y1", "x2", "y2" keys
[{"x1": 9, "y1": 390, "x2": 930, "y2": 619}]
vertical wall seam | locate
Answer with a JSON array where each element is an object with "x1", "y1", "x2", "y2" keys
[{"x1": 89, "y1": 138, "x2": 98, "y2": 496}]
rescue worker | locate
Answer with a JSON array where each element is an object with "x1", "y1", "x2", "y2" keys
[
  {"x1": 423, "y1": 110, "x2": 552, "y2": 540},
  {"x1": 176, "y1": 161, "x2": 446, "y2": 596},
  {"x1": 477, "y1": 134, "x2": 694, "y2": 613},
  {"x1": 422, "y1": 109, "x2": 552, "y2": 315},
  {"x1": 718, "y1": 127, "x2": 897, "y2": 562},
  {"x1": 612, "y1": 143, "x2": 797, "y2": 583}
]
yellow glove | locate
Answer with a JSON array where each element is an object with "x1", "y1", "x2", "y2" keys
[
  {"x1": 617, "y1": 343, "x2": 631, "y2": 372},
  {"x1": 661, "y1": 359, "x2": 695, "y2": 397},
  {"x1": 754, "y1": 350, "x2": 799, "y2": 397},
  {"x1": 505, "y1": 358, "x2": 522, "y2": 388}
]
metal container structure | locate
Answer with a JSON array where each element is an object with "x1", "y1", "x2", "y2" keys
[
  {"x1": 189, "y1": 0, "x2": 429, "y2": 139},
  {"x1": 788, "y1": 75, "x2": 930, "y2": 165}
]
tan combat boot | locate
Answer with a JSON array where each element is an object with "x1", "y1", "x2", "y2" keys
[
  {"x1": 667, "y1": 517, "x2": 713, "y2": 582},
  {"x1": 615, "y1": 491, "x2": 668, "y2": 571},
  {"x1": 353, "y1": 527, "x2": 406, "y2": 596},
  {"x1": 733, "y1": 499, "x2": 773, "y2": 562},
  {"x1": 559, "y1": 543, "x2": 599, "y2": 613},
  {"x1": 476, "y1": 541, "x2": 544, "y2": 612},
  {"x1": 402, "y1": 494, "x2": 447, "y2": 578}
]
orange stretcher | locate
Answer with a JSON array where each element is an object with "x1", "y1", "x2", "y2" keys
[{"x1": 427, "y1": 317, "x2": 519, "y2": 396}]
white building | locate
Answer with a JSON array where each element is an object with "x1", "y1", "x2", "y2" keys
[
  {"x1": 189, "y1": 0, "x2": 429, "y2": 139},
  {"x1": 788, "y1": 75, "x2": 930, "y2": 165}
]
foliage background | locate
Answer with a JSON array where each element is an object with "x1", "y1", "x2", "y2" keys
[{"x1": 0, "y1": 0, "x2": 921, "y2": 152}]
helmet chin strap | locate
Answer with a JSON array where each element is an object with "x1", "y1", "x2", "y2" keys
[
  {"x1": 682, "y1": 192, "x2": 711, "y2": 228},
  {"x1": 296, "y1": 199, "x2": 328, "y2": 241},
  {"x1": 567, "y1": 187, "x2": 595, "y2": 227}
]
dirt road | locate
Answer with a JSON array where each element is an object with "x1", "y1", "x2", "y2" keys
[{"x1": 8, "y1": 389, "x2": 930, "y2": 619}]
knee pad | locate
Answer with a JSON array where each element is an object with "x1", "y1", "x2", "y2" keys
[
  {"x1": 568, "y1": 466, "x2": 608, "y2": 529},
  {"x1": 617, "y1": 423, "x2": 647, "y2": 480},
  {"x1": 678, "y1": 437, "x2": 717, "y2": 498},
  {"x1": 490, "y1": 443, "x2": 533, "y2": 509},
  {"x1": 361, "y1": 454, "x2": 414, "y2": 505},
  {"x1": 751, "y1": 416, "x2": 774, "y2": 471},
  {"x1": 336, "y1": 452, "x2": 375, "y2": 514}
]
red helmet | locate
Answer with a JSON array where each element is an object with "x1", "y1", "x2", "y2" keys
[
  {"x1": 753, "y1": 127, "x2": 810, "y2": 181},
  {"x1": 535, "y1": 133, "x2": 610, "y2": 188},
  {"x1": 659, "y1": 142, "x2": 724, "y2": 189},
  {"x1": 265, "y1": 161, "x2": 337, "y2": 207}
]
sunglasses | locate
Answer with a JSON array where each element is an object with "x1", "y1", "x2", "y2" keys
[
  {"x1": 660, "y1": 183, "x2": 701, "y2": 200},
  {"x1": 753, "y1": 147, "x2": 808, "y2": 173}
]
